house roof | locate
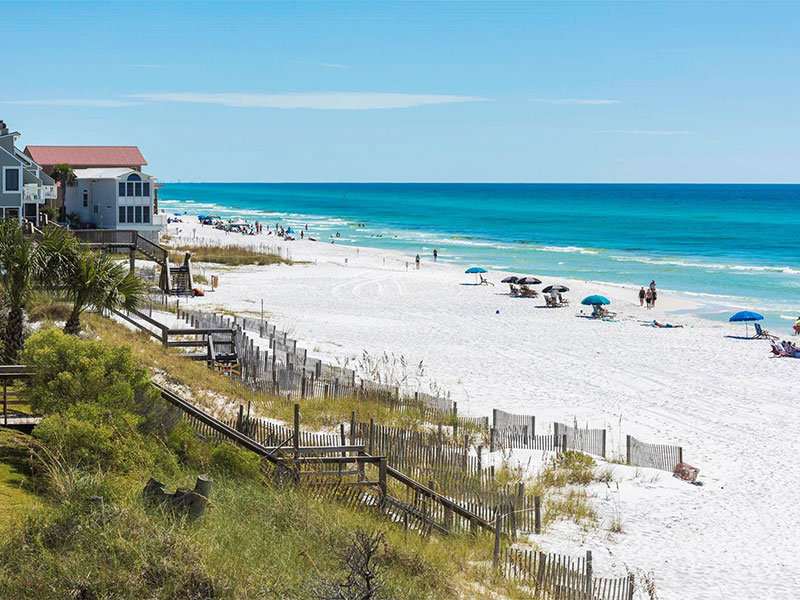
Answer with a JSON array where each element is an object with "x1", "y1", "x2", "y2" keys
[
  {"x1": 24, "y1": 146, "x2": 147, "y2": 167},
  {"x1": 73, "y1": 167, "x2": 141, "y2": 179}
]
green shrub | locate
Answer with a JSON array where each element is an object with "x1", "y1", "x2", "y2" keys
[
  {"x1": 33, "y1": 403, "x2": 155, "y2": 472},
  {"x1": 20, "y1": 328, "x2": 157, "y2": 415},
  {"x1": 165, "y1": 420, "x2": 210, "y2": 467},
  {"x1": 209, "y1": 443, "x2": 262, "y2": 480}
]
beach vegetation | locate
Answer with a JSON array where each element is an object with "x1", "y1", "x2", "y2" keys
[
  {"x1": 0, "y1": 328, "x2": 532, "y2": 600},
  {"x1": 0, "y1": 221, "x2": 77, "y2": 361},
  {"x1": 168, "y1": 244, "x2": 297, "y2": 267},
  {"x1": 61, "y1": 249, "x2": 146, "y2": 334}
]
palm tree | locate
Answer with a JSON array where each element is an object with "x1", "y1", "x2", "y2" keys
[
  {"x1": 0, "y1": 222, "x2": 77, "y2": 362},
  {"x1": 49, "y1": 163, "x2": 75, "y2": 220},
  {"x1": 62, "y1": 250, "x2": 146, "y2": 335}
]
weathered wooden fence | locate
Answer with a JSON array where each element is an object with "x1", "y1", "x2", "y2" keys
[
  {"x1": 498, "y1": 547, "x2": 633, "y2": 600},
  {"x1": 626, "y1": 435, "x2": 683, "y2": 472}
]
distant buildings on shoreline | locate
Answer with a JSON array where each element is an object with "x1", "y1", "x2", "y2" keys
[{"x1": 0, "y1": 119, "x2": 165, "y2": 241}]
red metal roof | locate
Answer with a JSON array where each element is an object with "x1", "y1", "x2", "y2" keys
[{"x1": 24, "y1": 146, "x2": 147, "y2": 167}]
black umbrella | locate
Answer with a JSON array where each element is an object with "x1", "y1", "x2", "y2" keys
[
  {"x1": 501, "y1": 276, "x2": 519, "y2": 284},
  {"x1": 517, "y1": 277, "x2": 542, "y2": 285},
  {"x1": 542, "y1": 284, "x2": 569, "y2": 293}
]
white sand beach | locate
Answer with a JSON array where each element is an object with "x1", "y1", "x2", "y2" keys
[{"x1": 165, "y1": 221, "x2": 800, "y2": 599}]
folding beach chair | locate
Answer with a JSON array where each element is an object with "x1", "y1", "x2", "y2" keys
[{"x1": 754, "y1": 323, "x2": 777, "y2": 340}]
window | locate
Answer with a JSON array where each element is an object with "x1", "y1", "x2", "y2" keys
[
  {"x1": 119, "y1": 182, "x2": 125, "y2": 197},
  {"x1": 82, "y1": 190, "x2": 88, "y2": 207},
  {"x1": 143, "y1": 206, "x2": 150, "y2": 223},
  {"x1": 134, "y1": 182, "x2": 142, "y2": 196},
  {"x1": 126, "y1": 182, "x2": 134, "y2": 196},
  {"x1": 119, "y1": 207, "x2": 126, "y2": 223},
  {"x1": 143, "y1": 182, "x2": 150, "y2": 197},
  {"x1": 93, "y1": 205, "x2": 98, "y2": 214},
  {"x1": 126, "y1": 173, "x2": 141, "y2": 182},
  {"x1": 3, "y1": 167, "x2": 21, "y2": 193},
  {"x1": 135, "y1": 206, "x2": 142, "y2": 223},
  {"x1": 127, "y1": 206, "x2": 134, "y2": 222}
]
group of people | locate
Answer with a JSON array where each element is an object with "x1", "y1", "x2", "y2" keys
[
  {"x1": 771, "y1": 339, "x2": 800, "y2": 358},
  {"x1": 638, "y1": 280, "x2": 658, "y2": 309}
]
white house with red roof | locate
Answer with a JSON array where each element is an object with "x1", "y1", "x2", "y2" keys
[{"x1": 24, "y1": 144, "x2": 165, "y2": 241}]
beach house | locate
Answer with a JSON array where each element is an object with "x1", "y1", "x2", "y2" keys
[
  {"x1": 0, "y1": 120, "x2": 57, "y2": 225},
  {"x1": 24, "y1": 144, "x2": 165, "y2": 241}
]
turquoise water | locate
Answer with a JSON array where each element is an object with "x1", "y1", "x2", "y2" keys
[{"x1": 159, "y1": 184, "x2": 800, "y2": 331}]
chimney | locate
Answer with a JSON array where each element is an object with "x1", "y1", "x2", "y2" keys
[{"x1": 0, "y1": 120, "x2": 8, "y2": 136}]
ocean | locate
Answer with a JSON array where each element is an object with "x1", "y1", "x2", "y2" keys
[{"x1": 158, "y1": 183, "x2": 800, "y2": 330}]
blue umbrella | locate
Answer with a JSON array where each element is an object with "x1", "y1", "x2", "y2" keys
[
  {"x1": 286, "y1": 228, "x2": 295, "y2": 234},
  {"x1": 729, "y1": 310, "x2": 763, "y2": 337},
  {"x1": 581, "y1": 295, "x2": 610, "y2": 306},
  {"x1": 465, "y1": 266, "x2": 487, "y2": 284}
]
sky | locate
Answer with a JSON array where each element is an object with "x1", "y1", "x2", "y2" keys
[{"x1": 2, "y1": 1, "x2": 799, "y2": 183}]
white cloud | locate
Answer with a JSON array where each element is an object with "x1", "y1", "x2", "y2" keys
[
  {"x1": 531, "y1": 98, "x2": 620, "y2": 105},
  {"x1": 592, "y1": 129, "x2": 691, "y2": 135},
  {"x1": 1, "y1": 98, "x2": 143, "y2": 107},
  {"x1": 128, "y1": 91, "x2": 488, "y2": 110}
]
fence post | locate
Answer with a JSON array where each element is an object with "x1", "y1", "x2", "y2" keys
[
  {"x1": 561, "y1": 434, "x2": 567, "y2": 453},
  {"x1": 492, "y1": 408, "x2": 498, "y2": 428},
  {"x1": 531, "y1": 415, "x2": 536, "y2": 438},
  {"x1": 626, "y1": 435, "x2": 632, "y2": 465},
  {"x1": 602, "y1": 429, "x2": 607, "y2": 459},
  {"x1": 493, "y1": 510, "x2": 502, "y2": 567},
  {"x1": 349, "y1": 411, "x2": 356, "y2": 445},
  {"x1": 585, "y1": 550, "x2": 593, "y2": 600},
  {"x1": 628, "y1": 572, "x2": 635, "y2": 600},
  {"x1": 678, "y1": 446, "x2": 683, "y2": 465},
  {"x1": 378, "y1": 457, "x2": 387, "y2": 497},
  {"x1": 553, "y1": 422, "x2": 559, "y2": 451},
  {"x1": 368, "y1": 418, "x2": 375, "y2": 455},
  {"x1": 490, "y1": 428, "x2": 496, "y2": 453},
  {"x1": 293, "y1": 403, "x2": 300, "y2": 460},
  {"x1": 477, "y1": 445, "x2": 483, "y2": 471},
  {"x1": 236, "y1": 405, "x2": 244, "y2": 433},
  {"x1": 534, "y1": 495, "x2": 541, "y2": 534},
  {"x1": 452, "y1": 401, "x2": 458, "y2": 437}
]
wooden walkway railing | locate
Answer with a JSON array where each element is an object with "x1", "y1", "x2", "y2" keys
[{"x1": 0, "y1": 365, "x2": 38, "y2": 428}]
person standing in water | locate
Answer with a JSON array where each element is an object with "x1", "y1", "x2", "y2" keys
[
  {"x1": 638, "y1": 287, "x2": 646, "y2": 306},
  {"x1": 433, "y1": 248, "x2": 438, "y2": 262},
  {"x1": 415, "y1": 254, "x2": 421, "y2": 269}
]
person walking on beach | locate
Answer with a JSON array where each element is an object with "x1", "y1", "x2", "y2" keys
[
  {"x1": 638, "y1": 287, "x2": 646, "y2": 306},
  {"x1": 433, "y1": 248, "x2": 438, "y2": 262},
  {"x1": 645, "y1": 288, "x2": 653, "y2": 309},
  {"x1": 415, "y1": 254, "x2": 421, "y2": 269},
  {"x1": 649, "y1": 280, "x2": 657, "y2": 308}
]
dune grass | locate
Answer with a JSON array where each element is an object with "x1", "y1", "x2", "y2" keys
[{"x1": 168, "y1": 244, "x2": 298, "y2": 267}]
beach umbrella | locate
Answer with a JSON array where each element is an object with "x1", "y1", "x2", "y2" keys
[
  {"x1": 286, "y1": 228, "x2": 295, "y2": 234},
  {"x1": 501, "y1": 276, "x2": 519, "y2": 284},
  {"x1": 581, "y1": 295, "x2": 610, "y2": 306},
  {"x1": 542, "y1": 284, "x2": 569, "y2": 293},
  {"x1": 465, "y1": 266, "x2": 487, "y2": 283},
  {"x1": 729, "y1": 310, "x2": 763, "y2": 336},
  {"x1": 517, "y1": 277, "x2": 542, "y2": 285}
]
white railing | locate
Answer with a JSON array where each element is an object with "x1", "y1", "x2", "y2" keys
[{"x1": 23, "y1": 184, "x2": 41, "y2": 201}]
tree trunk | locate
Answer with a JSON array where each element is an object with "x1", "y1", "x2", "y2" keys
[
  {"x1": 2, "y1": 307, "x2": 25, "y2": 363},
  {"x1": 64, "y1": 307, "x2": 82, "y2": 335}
]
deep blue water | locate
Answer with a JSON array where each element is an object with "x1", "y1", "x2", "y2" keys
[{"x1": 159, "y1": 183, "x2": 800, "y2": 331}]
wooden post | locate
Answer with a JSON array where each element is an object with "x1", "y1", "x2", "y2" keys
[
  {"x1": 602, "y1": 429, "x2": 607, "y2": 459},
  {"x1": 477, "y1": 445, "x2": 483, "y2": 471},
  {"x1": 628, "y1": 572, "x2": 635, "y2": 600},
  {"x1": 626, "y1": 435, "x2": 632, "y2": 465},
  {"x1": 378, "y1": 457, "x2": 387, "y2": 497},
  {"x1": 349, "y1": 411, "x2": 356, "y2": 445},
  {"x1": 493, "y1": 510, "x2": 502, "y2": 567},
  {"x1": 492, "y1": 408, "x2": 498, "y2": 428},
  {"x1": 534, "y1": 495, "x2": 541, "y2": 534},
  {"x1": 2, "y1": 378, "x2": 7, "y2": 426},
  {"x1": 368, "y1": 418, "x2": 375, "y2": 455},
  {"x1": 678, "y1": 446, "x2": 683, "y2": 465},
  {"x1": 236, "y1": 405, "x2": 244, "y2": 433},
  {"x1": 585, "y1": 550, "x2": 593, "y2": 600},
  {"x1": 561, "y1": 434, "x2": 567, "y2": 453},
  {"x1": 490, "y1": 428, "x2": 496, "y2": 453},
  {"x1": 293, "y1": 403, "x2": 300, "y2": 459}
]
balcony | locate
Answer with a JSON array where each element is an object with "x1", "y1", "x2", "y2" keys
[
  {"x1": 43, "y1": 185, "x2": 57, "y2": 200},
  {"x1": 22, "y1": 184, "x2": 42, "y2": 202}
]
